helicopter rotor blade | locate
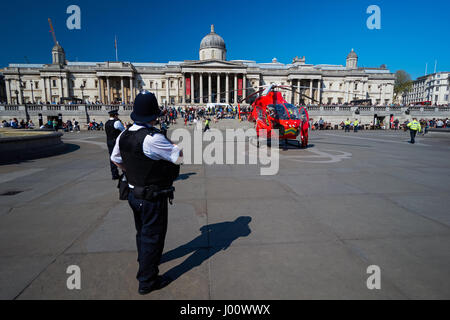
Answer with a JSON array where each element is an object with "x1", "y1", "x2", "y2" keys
[
  {"x1": 291, "y1": 85, "x2": 370, "y2": 98},
  {"x1": 271, "y1": 85, "x2": 320, "y2": 103}
]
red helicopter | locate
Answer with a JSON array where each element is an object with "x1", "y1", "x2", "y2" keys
[{"x1": 239, "y1": 84, "x2": 311, "y2": 148}]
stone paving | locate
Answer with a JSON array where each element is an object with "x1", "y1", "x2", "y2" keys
[{"x1": 0, "y1": 119, "x2": 449, "y2": 299}]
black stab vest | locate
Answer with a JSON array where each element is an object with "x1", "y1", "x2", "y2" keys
[
  {"x1": 119, "y1": 127, "x2": 179, "y2": 188},
  {"x1": 105, "y1": 119, "x2": 122, "y2": 143}
]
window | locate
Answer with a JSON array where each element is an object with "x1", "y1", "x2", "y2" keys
[
  {"x1": 95, "y1": 80, "x2": 98, "y2": 88},
  {"x1": 35, "y1": 81, "x2": 39, "y2": 89},
  {"x1": 53, "y1": 80, "x2": 57, "y2": 87},
  {"x1": 445, "y1": 95, "x2": 448, "y2": 101},
  {"x1": 354, "y1": 83, "x2": 358, "y2": 90},
  {"x1": 150, "y1": 81, "x2": 153, "y2": 88},
  {"x1": 171, "y1": 81, "x2": 174, "y2": 88},
  {"x1": 162, "y1": 81, "x2": 165, "y2": 89}
]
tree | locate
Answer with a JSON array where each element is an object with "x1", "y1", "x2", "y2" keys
[{"x1": 394, "y1": 70, "x2": 413, "y2": 99}]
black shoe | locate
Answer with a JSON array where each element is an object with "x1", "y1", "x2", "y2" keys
[{"x1": 138, "y1": 276, "x2": 171, "y2": 295}]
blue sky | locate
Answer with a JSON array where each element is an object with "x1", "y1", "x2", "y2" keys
[{"x1": 0, "y1": 0, "x2": 448, "y2": 79}]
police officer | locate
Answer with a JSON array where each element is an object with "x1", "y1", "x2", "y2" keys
[
  {"x1": 407, "y1": 117, "x2": 421, "y2": 144},
  {"x1": 353, "y1": 119, "x2": 359, "y2": 133},
  {"x1": 344, "y1": 118, "x2": 351, "y2": 132},
  {"x1": 110, "y1": 91, "x2": 182, "y2": 295},
  {"x1": 105, "y1": 110, "x2": 125, "y2": 179}
]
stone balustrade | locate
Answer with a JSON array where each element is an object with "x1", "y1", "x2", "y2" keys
[{"x1": 1, "y1": 104, "x2": 449, "y2": 127}]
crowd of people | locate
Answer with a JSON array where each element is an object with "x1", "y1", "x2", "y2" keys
[{"x1": 1, "y1": 118, "x2": 35, "y2": 129}]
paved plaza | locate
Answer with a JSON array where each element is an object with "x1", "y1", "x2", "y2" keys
[{"x1": 0, "y1": 120, "x2": 449, "y2": 299}]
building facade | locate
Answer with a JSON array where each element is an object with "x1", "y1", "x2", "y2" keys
[
  {"x1": 403, "y1": 72, "x2": 450, "y2": 106},
  {"x1": 1, "y1": 25, "x2": 395, "y2": 106}
]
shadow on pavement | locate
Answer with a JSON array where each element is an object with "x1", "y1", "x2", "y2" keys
[
  {"x1": 161, "y1": 216, "x2": 252, "y2": 282},
  {"x1": 0, "y1": 143, "x2": 80, "y2": 165},
  {"x1": 175, "y1": 172, "x2": 197, "y2": 181}
]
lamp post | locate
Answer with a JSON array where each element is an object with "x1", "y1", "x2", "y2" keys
[{"x1": 14, "y1": 90, "x2": 19, "y2": 104}]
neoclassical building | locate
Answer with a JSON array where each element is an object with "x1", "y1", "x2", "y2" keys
[{"x1": 1, "y1": 25, "x2": 395, "y2": 106}]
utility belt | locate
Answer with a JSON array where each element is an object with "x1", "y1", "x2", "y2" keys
[
  {"x1": 132, "y1": 185, "x2": 175, "y2": 204},
  {"x1": 117, "y1": 174, "x2": 175, "y2": 204}
]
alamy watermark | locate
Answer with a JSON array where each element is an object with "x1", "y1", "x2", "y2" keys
[
  {"x1": 366, "y1": 5, "x2": 381, "y2": 30},
  {"x1": 66, "y1": 265, "x2": 81, "y2": 290},
  {"x1": 66, "y1": 5, "x2": 81, "y2": 30},
  {"x1": 171, "y1": 126, "x2": 280, "y2": 176},
  {"x1": 366, "y1": 265, "x2": 381, "y2": 290}
]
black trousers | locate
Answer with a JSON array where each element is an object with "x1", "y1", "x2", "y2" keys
[
  {"x1": 128, "y1": 190, "x2": 168, "y2": 287},
  {"x1": 410, "y1": 130, "x2": 417, "y2": 144},
  {"x1": 107, "y1": 140, "x2": 119, "y2": 178}
]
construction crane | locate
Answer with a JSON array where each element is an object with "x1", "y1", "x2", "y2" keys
[{"x1": 48, "y1": 18, "x2": 58, "y2": 45}]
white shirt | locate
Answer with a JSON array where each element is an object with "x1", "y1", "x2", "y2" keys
[
  {"x1": 110, "y1": 118, "x2": 125, "y2": 131},
  {"x1": 110, "y1": 124, "x2": 181, "y2": 165}
]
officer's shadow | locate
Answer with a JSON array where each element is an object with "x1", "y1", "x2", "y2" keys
[{"x1": 160, "y1": 216, "x2": 252, "y2": 282}]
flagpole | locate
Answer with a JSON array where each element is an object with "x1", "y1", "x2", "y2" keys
[{"x1": 115, "y1": 35, "x2": 118, "y2": 61}]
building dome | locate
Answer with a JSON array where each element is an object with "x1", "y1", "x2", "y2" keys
[
  {"x1": 199, "y1": 25, "x2": 226, "y2": 60},
  {"x1": 347, "y1": 48, "x2": 357, "y2": 59},
  {"x1": 346, "y1": 48, "x2": 358, "y2": 69},
  {"x1": 51, "y1": 42, "x2": 66, "y2": 65},
  {"x1": 200, "y1": 25, "x2": 226, "y2": 50}
]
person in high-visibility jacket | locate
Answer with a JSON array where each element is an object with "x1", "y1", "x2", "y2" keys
[
  {"x1": 353, "y1": 119, "x2": 359, "y2": 133},
  {"x1": 407, "y1": 118, "x2": 421, "y2": 144},
  {"x1": 344, "y1": 119, "x2": 351, "y2": 132}
]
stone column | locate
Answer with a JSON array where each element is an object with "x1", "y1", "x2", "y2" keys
[
  {"x1": 243, "y1": 74, "x2": 246, "y2": 102},
  {"x1": 166, "y1": 78, "x2": 170, "y2": 104},
  {"x1": 317, "y1": 82, "x2": 320, "y2": 102},
  {"x1": 217, "y1": 73, "x2": 220, "y2": 103},
  {"x1": 298, "y1": 80, "x2": 302, "y2": 104},
  {"x1": 309, "y1": 79, "x2": 313, "y2": 104},
  {"x1": 65, "y1": 77, "x2": 70, "y2": 99},
  {"x1": 130, "y1": 77, "x2": 134, "y2": 102},
  {"x1": 183, "y1": 74, "x2": 186, "y2": 103},
  {"x1": 175, "y1": 77, "x2": 179, "y2": 104},
  {"x1": 234, "y1": 74, "x2": 237, "y2": 104},
  {"x1": 121, "y1": 77, "x2": 125, "y2": 103},
  {"x1": 208, "y1": 73, "x2": 212, "y2": 103},
  {"x1": 98, "y1": 78, "x2": 102, "y2": 103},
  {"x1": 5, "y1": 79, "x2": 11, "y2": 104},
  {"x1": 41, "y1": 78, "x2": 47, "y2": 103},
  {"x1": 106, "y1": 77, "x2": 111, "y2": 104},
  {"x1": 190, "y1": 74, "x2": 194, "y2": 103},
  {"x1": 199, "y1": 73, "x2": 203, "y2": 104},
  {"x1": 225, "y1": 73, "x2": 229, "y2": 103},
  {"x1": 58, "y1": 77, "x2": 63, "y2": 101},
  {"x1": 344, "y1": 81, "x2": 349, "y2": 103}
]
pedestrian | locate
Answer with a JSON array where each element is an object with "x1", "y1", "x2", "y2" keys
[
  {"x1": 52, "y1": 118, "x2": 58, "y2": 131},
  {"x1": 105, "y1": 110, "x2": 125, "y2": 180},
  {"x1": 204, "y1": 118, "x2": 211, "y2": 132},
  {"x1": 110, "y1": 91, "x2": 182, "y2": 295},
  {"x1": 407, "y1": 117, "x2": 421, "y2": 144}
]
